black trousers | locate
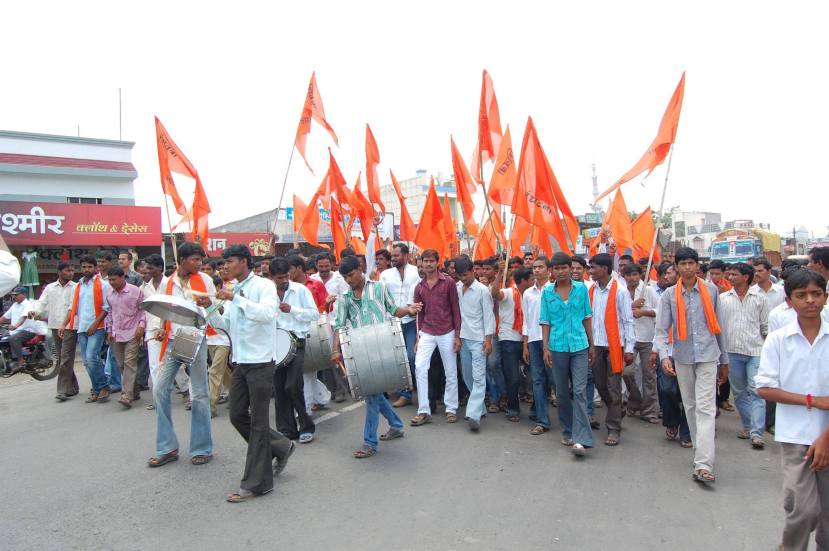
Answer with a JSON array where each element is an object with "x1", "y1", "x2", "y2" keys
[
  {"x1": 8, "y1": 330, "x2": 37, "y2": 360},
  {"x1": 274, "y1": 345, "x2": 315, "y2": 438},
  {"x1": 229, "y1": 361, "x2": 291, "y2": 495}
]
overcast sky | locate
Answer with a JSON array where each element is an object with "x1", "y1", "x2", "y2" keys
[{"x1": 2, "y1": 1, "x2": 827, "y2": 238}]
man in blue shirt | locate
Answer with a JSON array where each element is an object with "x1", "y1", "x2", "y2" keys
[{"x1": 540, "y1": 253, "x2": 594, "y2": 456}]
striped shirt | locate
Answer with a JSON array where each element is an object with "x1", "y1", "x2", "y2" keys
[
  {"x1": 718, "y1": 286, "x2": 769, "y2": 356},
  {"x1": 333, "y1": 280, "x2": 398, "y2": 331}
]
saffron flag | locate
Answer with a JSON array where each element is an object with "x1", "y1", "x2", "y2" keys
[
  {"x1": 414, "y1": 179, "x2": 446, "y2": 256},
  {"x1": 603, "y1": 189, "x2": 633, "y2": 252},
  {"x1": 154, "y1": 116, "x2": 195, "y2": 217},
  {"x1": 441, "y1": 194, "x2": 459, "y2": 260},
  {"x1": 510, "y1": 215, "x2": 531, "y2": 257},
  {"x1": 511, "y1": 117, "x2": 579, "y2": 255},
  {"x1": 450, "y1": 136, "x2": 479, "y2": 236},
  {"x1": 190, "y1": 178, "x2": 211, "y2": 245},
  {"x1": 294, "y1": 72, "x2": 339, "y2": 173},
  {"x1": 364, "y1": 124, "x2": 386, "y2": 212},
  {"x1": 390, "y1": 170, "x2": 416, "y2": 241},
  {"x1": 487, "y1": 126, "x2": 516, "y2": 206},
  {"x1": 471, "y1": 70, "x2": 504, "y2": 183},
  {"x1": 292, "y1": 194, "x2": 307, "y2": 234},
  {"x1": 351, "y1": 174, "x2": 375, "y2": 242},
  {"x1": 631, "y1": 207, "x2": 661, "y2": 263},
  {"x1": 595, "y1": 72, "x2": 685, "y2": 203}
]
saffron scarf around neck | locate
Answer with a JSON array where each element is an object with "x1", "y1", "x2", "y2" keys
[
  {"x1": 511, "y1": 286, "x2": 523, "y2": 332},
  {"x1": 69, "y1": 275, "x2": 104, "y2": 330},
  {"x1": 159, "y1": 272, "x2": 215, "y2": 361},
  {"x1": 675, "y1": 277, "x2": 721, "y2": 341},
  {"x1": 589, "y1": 279, "x2": 624, "y2": 374}
]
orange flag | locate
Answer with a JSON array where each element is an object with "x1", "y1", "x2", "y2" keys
[
  {"x1": 390, "y1": 170, "x2": 416, "y2": 241},
  {"x1": 595, "y1": 72, "x2": 685, "y2": 203},
  {"x1": 329, "y1": 199, "x2": 348, "y2": 261},
  {"x1": 603, "y1": 189, "x2": 633, "y2": 252},
  {"x1": 441, "y1": 194, "x2": 458, "y2": 260},
  {"x1": 510, "y1": 215, "x2": 531, "y2": 257},
  {"x1": 294, "y1": 72, "x2": 339, "y2": 173},
  {"x1": 292, "y1": 194, "x2": 307, "y2": 235},
  {"x1": 350, "y1": 236, "x2": 367, "y2": 255},
  {"x1": 154, "y1": 116, "x2": 194, "y2": 217},
  {"x1": 511, "y1": 117, "x2": 579, "y2": 255},
  {"x1": 488, "y1": 125, "x2": 516, "y2": 206},
  {"x1": 631, "y1": 207, "x2": 661, "y2": 263},
  {"x1": 532, "y1": 225, "x2": 553, "y2": 257},
  {"x1": 300, "y1": 190, "x2": 323, "y2": 247},
  {"x1": 450, "y1": 136, "x2": 479, "y2": 236},
  {"x1": 472, "y1": 70, "x2": 504, "y2": 183},
  {"x1": 414, "y1": 180, "x2": 446, "y2": 256},
  {"x1": 364, "y1": 124, "x2": 386, "y2": 212},
  {"x1": 351, "y1": 174, "x2": 374, "y2": 241},
  {"x1": 190, "y1": 178, "x2": 211, "y2": 245}
]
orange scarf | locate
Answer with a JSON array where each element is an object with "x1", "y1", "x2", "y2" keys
[
  {"x1": 714, "y1": 278, "x2": 732, "y2": 292},
  {"x1": 159, "y1": 273, "x2": 216, "y2": 361},
  {"x1": 69, "y1": 275, "x2": 104, "y2": 330},
  {"x1": 589, "y1": 279, "x2": 624, "y2": 374},
  {"x1": 675, "y1": 278, "x2": 721, "y2": 341},
  {"x1": 512, "y1": 286, "x2": 523, "y2": 332}
]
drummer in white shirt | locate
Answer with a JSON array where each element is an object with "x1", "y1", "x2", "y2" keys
[
  {"x1": 200, "y1": 245, "x2": 294, "y2": 503},
  {"x1": 271, "y1": 257, "x2": 320, "y2": 444}
]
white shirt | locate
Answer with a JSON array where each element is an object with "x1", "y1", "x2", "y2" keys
[
  {"x1": 522, "y1": 281, "x2": 549, "y2": 343},
  {"x1": 497, "y1": 287, "x2": 523, "y2": 342},
  {"x1": 0, "y1": 250, "x2": 21, "y2": 297},
  {"x1": 379, "y1": 264, "x2": 420, "y2": 324},
  {"x1": 769, "y1": 301, "x2": 829, "y2": 333},
  {"x1": 590, "y1": 279, "x2": 635, "y2": 353},
  {"x1": 628, "y1": 281, "x2": 659, "y2": 343},
  {"x1": 718, "y1": 286, "x2": 769, "y2": 356},
  {"x1": 142, "y1": 277, "x2": 166, "y2": 342},
  {"x1": 208, "y1": 272, "x2": 277, "y2": 365},
  {"x1": 33, "y1": 280, "x2": 76, "y2": 330},
  {"x1": 756, "y1": 319, "x2": 829, "y2": 445},
  {"x1": 275, "y1": 280, "x2": 320, "y2": 338},
  {"x1": 4, "y1": 299, "x2": 47, "y2": 336},
  {"x1": 162, "y1": 271, "x2": 216, "y2": 338},
  {"x1": 751, "y1": 282, "x2": 785, "y2": 311},
  {"x1": 457, "y1": 280, "x2": 496, "y2": 342}
]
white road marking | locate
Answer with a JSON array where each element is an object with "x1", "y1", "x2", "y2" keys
[{"x1": 314, "y1": 400, "x2": 365, "y2": 424}]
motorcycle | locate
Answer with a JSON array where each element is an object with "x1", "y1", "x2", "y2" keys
[{"x1": 0, "y1": 325, "x2": 57, "y2": 380}]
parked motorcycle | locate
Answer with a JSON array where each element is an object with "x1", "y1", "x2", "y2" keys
[{"x1": 0, "y1": 325, "x2": 57, "y2": 380}]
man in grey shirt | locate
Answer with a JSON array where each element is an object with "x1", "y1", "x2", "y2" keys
[{"x1": 654, "y1": 247, "x2": 729, "y2": 484}]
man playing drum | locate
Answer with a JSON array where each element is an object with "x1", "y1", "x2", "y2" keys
[{"x1": 330, "y1": 256, "x2": 422, "y2": 458}]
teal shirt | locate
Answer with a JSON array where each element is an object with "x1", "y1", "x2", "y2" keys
[{"x1": 539, "y1": 280, "x2": 592, "y2": 353}]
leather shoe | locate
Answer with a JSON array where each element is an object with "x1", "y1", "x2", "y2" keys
[
  {"x1": 97, "y1": 388, "x2": 111, "y2": 403},
  {"x1": 392, "y1": 396, "x2": 411, "y2": 408}
]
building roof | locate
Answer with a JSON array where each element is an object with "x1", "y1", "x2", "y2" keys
[{"x1": 0, "y1": 129, "x2": 135, "y2": 148}]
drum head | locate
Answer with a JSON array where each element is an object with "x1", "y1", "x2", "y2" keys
[
  {"x1": 141, "y1": 294, "x2": 205, "y2": 327},
  {"x1": 274, "y1": 329, "x2": 295, "y2": 364}
]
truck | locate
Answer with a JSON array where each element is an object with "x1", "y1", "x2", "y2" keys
[{"x1": 709, "y1": 228, "x2": 782, "y2": 266}]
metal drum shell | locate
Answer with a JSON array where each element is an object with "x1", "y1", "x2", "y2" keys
[
  {"x1": 274, "y1": 328, "x2": 297, "y2": 368},
  {"x1": 303, "y1": 315, "x2": 333, "y2": 374},
  {"x1": 169, "y1": 327, "x2": 205, "y2": 365},
  {"x1": 339, "y1": 318, "x2": 411, "y2": 400}
]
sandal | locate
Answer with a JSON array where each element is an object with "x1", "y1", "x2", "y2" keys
[
  {"x1": 560, "y1": 438, "x2": 574, "y2": 447},
  {"x1": 680, "y1": 440, "x2": 693, "y2": 448},
  {"x1": 299, "y1": 433, "x2": 314, "y2": 444},
  {"x1": 353, "y1": 446, "x2": 377, "y2": 459},
  {"x1": 410, "y1": 413, "x2": 432, "y2": 426},
  {"x1": 226, "y1": 489, "x2": 257, "y2": 503},
  {"x1": 665, "y1": 427, "x2": 679, "y2": 441},
  {"x1": 185, "y1": 400, "x2": 192, "y2": 411},
  {"x1": 506, "y1": 415, "x2": 520, "y2": 423},
  {"x1": 191, "y1": 454, "x2": 212, "y2": 466},
  {"x1": 604, "y1": 434, "x2": 619, "y2": 446},
  {"x1": 487, "y1": 404, "x2": 499, "y2": 414},
  {"x1": 148, "y1": 450, "x2": 179, "y2": 468},
  {"x1": 692, "y1": 469, "x2": 715, "y2": 483},
  {"x1": 529, "y1": 425, "x2": 548, "y2": 436},
  {"x1": 379, "y1": 428, "x2": 404, "y2": 441},
  {"x1": 445, "y1": 413, "x2": 458, "y2": 424}
]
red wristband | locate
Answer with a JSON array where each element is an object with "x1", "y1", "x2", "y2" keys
[{"x1": 806, "y1": 394, "x2": 813, "y2": 410}]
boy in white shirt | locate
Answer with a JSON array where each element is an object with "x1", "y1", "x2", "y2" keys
[{"x1": 756, "y1": 269, "x2": 829, "y2": 550}]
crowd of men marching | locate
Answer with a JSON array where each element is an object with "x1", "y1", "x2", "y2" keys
[{"x1": 6, "y1": 238, "x2": 828, "y2": 547}]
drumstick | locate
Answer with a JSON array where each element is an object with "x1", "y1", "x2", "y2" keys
[{"x1": 188, "y1": 289, "x2": 216, "y2": 298}]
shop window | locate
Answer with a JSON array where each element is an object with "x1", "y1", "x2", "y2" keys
[{"x1": 67, "y1": 197, "x2": 103, "y2": 205}]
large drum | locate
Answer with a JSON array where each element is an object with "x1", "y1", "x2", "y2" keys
[
  {"x1": 339, "y1": 318, "x2": 411, "y2": 400},
  {"x1": 302, "y1": 315, "x2": 334, "y2": 374}
]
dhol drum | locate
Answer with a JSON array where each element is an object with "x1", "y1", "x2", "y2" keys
[
  {"x1": 302, "y1": 315, "x2": 333, "y2": 374},
  {"x1": 274, "y1": 328, "x2": 297, "y2": 368},
  {"x1": 170, "y1": 327, "x2": 205, "y2": 365},
  {"x1": 339, "y1": 318, "x2": 411, "y2": 400}
]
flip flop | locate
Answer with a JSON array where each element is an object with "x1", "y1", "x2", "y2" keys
[
  {"x1": 604, "y1": 435, "x2": 619, "y2": 446},
  {"x1": 191, "y1": 454, "x2": 212, "y2": 466},
  {"x1": 353, "y1": 446, "x2": 376, "y2": 459},
  {"x1": 692, "y1": 469, "x2": 715, "y2": 483}
]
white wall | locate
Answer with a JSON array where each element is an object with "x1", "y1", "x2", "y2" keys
[
  {"x1": 0, "y1": 172, "x2": 135, "y2": 202},
  {"x1": 0, "y1": 134, "x2": 132, "y2": 162}
]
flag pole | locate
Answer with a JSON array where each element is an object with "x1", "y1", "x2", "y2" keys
[
  {"x1": 471, "y1": 156, "x2": 503, "y2": 258},
  {"x1": 161, "y1": 194, "x2": 179, "y2": 267},
  {"x1": 639, "y1": 147, "x2": 675, "y2": 300},
  {"x1": 270, "y1": 146, "x2": 297, "y2": 253}
]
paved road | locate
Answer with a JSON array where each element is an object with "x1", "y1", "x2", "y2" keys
[{"x1": 1, "y1": 368, "x2": 786, "y2": 551}]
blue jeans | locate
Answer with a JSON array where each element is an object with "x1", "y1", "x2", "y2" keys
[
  {"x1": 551, "y1": 349, "x2": 593, "y2": 447},
  {"x1": 397, "y1": 320, "x2": 418, "y2": 400},
  {"x1": 587, "y1": 367, "x2": 595, "y2": 418},
  {"x1": 153, "y1": 340, "x2": 212, "y2": 457},
  {"x1": 499, "y1": 340, "x2": 523, "y2": 417},
  {"x1": 364, "y1": 394, "x2": 403, "y2": 449},
  {"x1": 728, "y1": 353, "x2": 765, "y2": 438},
  {"x1": 77, "y1": 329, "x2": 107, "y2": 393},
  {"x1": 105, "y1": 346, "x2": 122, "y2": 391},
  {"x1": 486, "y1": 336, "x2": 505, "y2": 403},
  {"x1": 658, "y1": 362, "x2": 691, "y2": 442},
  {"x1": 461, "y1": 339, "x2": 487, "y2": 422},
  {"x1": 529, "y1": 340, "x2": 554, "y2": 428}
]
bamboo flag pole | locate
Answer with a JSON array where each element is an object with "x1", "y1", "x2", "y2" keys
[
  {"x1": 638, "y1": 147, "x2": 675, "y2": 301},
  {"x1": 271, "y1": 146, "x2": 297, "y2": 253},
  {"x1": 471, "y1": 156, "x2": 503, "y2": 258},
  {"x1": 161, "y1": 194, "x2": 179, "y2": 267}
]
